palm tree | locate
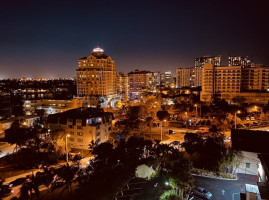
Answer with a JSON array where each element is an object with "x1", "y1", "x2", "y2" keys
[
  {"x1": 52, "y1": 163, "x2": 79, "y2": 199},
  {"x1": 19, "y1": 174, "x2": 40, "y2": 200}
]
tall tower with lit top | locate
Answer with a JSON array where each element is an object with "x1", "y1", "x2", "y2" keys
[{"x1": 76, "y1": 46, "x2": 117, "y2": 106}]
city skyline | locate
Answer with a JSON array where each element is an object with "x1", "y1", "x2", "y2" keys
[{"x1": 1, "y1": 0, "x2": 269, "y2": 78}]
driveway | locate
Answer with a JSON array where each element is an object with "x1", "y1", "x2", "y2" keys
[{"x1": 193, "y1": 173, "x2": 258, "y2": 200}]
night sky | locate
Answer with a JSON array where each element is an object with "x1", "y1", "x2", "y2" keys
[{"x1": 1, "y1": 0, "x2": 269, "y2": 78}]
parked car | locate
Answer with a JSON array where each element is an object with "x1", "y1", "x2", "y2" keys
[
  {"x1": 0, "y1": 185, "x2": 11, "y2": 198},
  {"x1": 197, "y1": 127, "x2": 210, "y2": 133},
  {"x1": 167, "y1": 129, "x2": 175, "y2": 135},
  {"x1": 244, "y1": 123, "x2": 251, "y2": 128},
  {"x1": 251, "y1": 117, "x2": 255, "y2": 121},
  {"x1": 170, "y1": 141, "x2": 181, "y2": 149},
  {"x1": 253, "y1": 121, "x2": 259, "y2": 125},
  {"x1": 191, "y1": 187, "x2": 212, "y2": 199},
  {"x1": 246, "y1": 117, "x2": 250, "y2": 121},
  {"x1": 236, "y1": 124, "x2": 245, "y2": 129},
  {"x1": 9, "y1": 177, "x2": 27, "y2": 195}
]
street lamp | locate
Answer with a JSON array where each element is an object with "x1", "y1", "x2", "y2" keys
[
  {"x1": 66, "y1": 134, "x2": 70, "y2": 163},
  {"x1": 160, "y1": 119, "x2": 167, "y2": 141},
  {"x1": 185, "y1": 112, "x2": 188, "y2": 127},
  {"x1": 235, "y1": 110, "x2": 241, "y2": 129},
  {"x1": 194, "y1": 104, "x2": 198, "y2": 117}
]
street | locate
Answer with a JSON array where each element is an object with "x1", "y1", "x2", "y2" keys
[
  {"x1": 0, "y1": 142, "x2": 15, "y2": 158},
  {"x1": 193, "y1": 173, "x2": 259, "y2": 200},
  {"x1": 2, "y1": 156, "x2": 93, "y2": 200},
  {"x1": 150, "y1": 126, "x2": 192, "y2": 144}
]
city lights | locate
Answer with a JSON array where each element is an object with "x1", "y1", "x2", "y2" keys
[{"x1": 1, "y1": 1, "x2": 269, "y2": 200}]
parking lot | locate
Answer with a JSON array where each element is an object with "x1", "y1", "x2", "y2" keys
[{"x1": 193, "y1": 173, "x2": 259, "y2": 200}]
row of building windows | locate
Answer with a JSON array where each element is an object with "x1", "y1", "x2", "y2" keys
[
  {"x1": 69, "y1": 131, "x2": 83, "y2": 136},
  {"x1": 69, "y1": 138, "x2": 83, "y2": 142}
]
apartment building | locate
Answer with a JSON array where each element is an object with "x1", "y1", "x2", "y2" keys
[
  {"x1": 47, "y1": 107, "x2": 113, "y2": 150},
  {"x1": 228, "y1": 56, "x2": 252, "y2": 67},
  {"x1": 76, "y1": 46, "x2": 117, "y2": 106},
  {"x1": 146, "y1": 72, "x2": 157, "y2": 92},
  {"x1": 160, "y1": 71, "x2": 173, "y2": 87},
  {"x1": 116, "y1": 72, "x2": 129, "y2": 98},
  {"x1": 176, "y1": 67, "x2": 202, "y2": 88},
  {"x1": 201, "y1": 63, "x2": 269, "y2": 104},
  {"x1": 194, "y1": 56, "x2": 221, "y2": 68},
  {"x1": 128, "y1": 70, "x2": 150, "y2": 95}
]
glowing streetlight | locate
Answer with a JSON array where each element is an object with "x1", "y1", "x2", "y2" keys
[
  {"x1": 194, "y1": 104, "x2": 198, "y2": 117},
  {"x1": 66, "y1": 134, "x2": 70, "y2": 163},
  {"x1": 235, "y1": 110, "x2": 241, "y2": 129},
  {"x1": 160, "y1": 119, "x2": 167, "y2": 141}
]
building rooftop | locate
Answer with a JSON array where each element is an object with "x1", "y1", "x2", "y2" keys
[
  {"x1": 47, "y1": 107, "x2": 113, "y2": 126},
  {"x1": 231, "y1": 129, "x2": 269, "y2": 153},
  {"x1": 128, "y1": 70, "x2": 152, "y2": 75}
]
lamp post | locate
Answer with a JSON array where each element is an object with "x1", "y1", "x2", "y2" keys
[
  {"x1": 235, "y1": 111, "x2": 241, "y2": 129},
  {"x1": 185, "y1": 112, "x2": 188, "y2": 128},
  {"x1": 66, "y1": 134, "x2": 70, "y2": 163},
  {"x1": 195, "y1": 104, "x2": 198, "y2": 117},
  {"x1": 200, "y1": 102, "x2": 202, "y2": 117},
  {"x1": 160, "y1": 119, "x2": 166, "y2": 141}
]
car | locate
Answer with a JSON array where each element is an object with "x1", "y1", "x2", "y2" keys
[
  {"x1": 236, "y1": 124, "x2": 245, "y2": 129},
  {"x1": 9, "y1": 178, "x2": 26, "y2": 188},
  {"x1": 170, "y1": 141, "x2": 181, "y2": 148},
  {"x1": 191, "y1": 187, "x2": 212, "y2": 199},
  {"x1": 167, "y1": 129, "x2": 175, "y2": 135},
  {"x1": 244, "y1": 123, "x2": 251, "y2": 128},
  {"x1": 253, "y1": 121, "x2": 259, "y2": 125},
  {"x1": 0, "y1": 185, "x2": 11, "y2": 198},
  {"x1": 197, "y1": 127, "x2": 210, "y2": 133},
  {"x1": 246, "y1": 117, "x2": 250, "y2": 121},
  {"x1": 250, "y1": 117, "x2": 255, "y2": 121},
  {"x1": 9, "y1": 177, "x2": 27, "y2": 195}
]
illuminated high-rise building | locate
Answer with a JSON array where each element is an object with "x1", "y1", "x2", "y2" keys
[
  {"x1": 76, "y1": 46, "x2": 117, "y2": 106},
  {"x1": 228, "y1": 56, "x2": 252, "y2": 67},
  {"x1": 195, "y1": 56, "x2": 221, "y2": 68},
  {"x1": 160, "y1": 71, "x2": 173, "y2": 87},
  {"x1": 176, "y1": 67, "x2": 202, "y2": 88},
  {"x1": 116, "y1": 72, "x2": 129, "y2": 98},
  {"x1": 128, "y1": 70, "x2": 150, "y2": 95},
  {"x1": 201, "y1": 63, "x2": 269, "y2": 104}
]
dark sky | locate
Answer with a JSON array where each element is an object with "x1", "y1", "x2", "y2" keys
[{"x1": 1, "y1": 0, "x2": 269, "y2": 78}]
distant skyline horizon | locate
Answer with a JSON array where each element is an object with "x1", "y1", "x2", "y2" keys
[
  {"x1": 0, "y1": 49, "x2": 267, "y2": 79},
  {"x1": 1, "y1": 0, "x2": 268, "y2": 79}
]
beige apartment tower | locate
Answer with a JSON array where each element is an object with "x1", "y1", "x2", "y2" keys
[
  {"x1": 176, "y1": 67, "x2": 202, "y2": 88},
  {"x1": 201, "y1": 63, "x2": 269, "y2": 104},
  {"x1": 76, "y1": 47, "x2": 117, "y2": 105},
  {"x1": 128, "y1": 70, "x2": 149, "y2": 95},
  {"x1": 116, "y1": 72, "x2": 129, "y2": 98}
]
